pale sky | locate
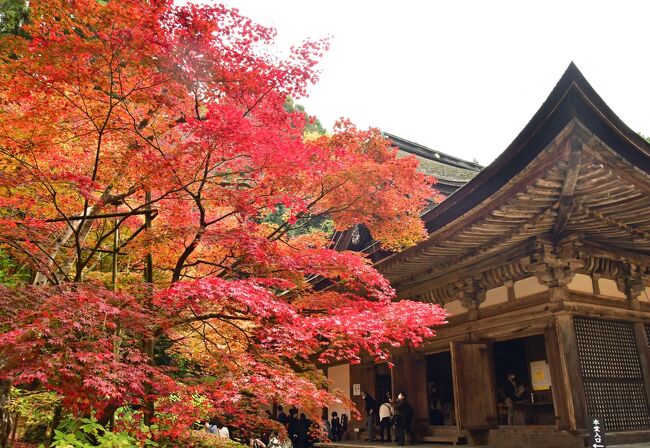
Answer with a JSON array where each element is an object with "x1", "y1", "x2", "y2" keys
[{"x1": 216, "y1": 1, "x2": 650, "y2": 165}]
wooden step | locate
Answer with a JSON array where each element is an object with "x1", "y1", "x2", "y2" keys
[{"x1": 420, "y1": 435, "x2": 467, "y2": 445}]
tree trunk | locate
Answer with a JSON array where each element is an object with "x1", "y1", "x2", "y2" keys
[
  {"x1": 45, "y1": 405, "x2": 62, "y2": 447},
  {"x1": 10, "y1": 414, "x2": 18, "y2": 448},
  {"x1": 0, "y1": 380, "x2": 12, "y2": 448}
]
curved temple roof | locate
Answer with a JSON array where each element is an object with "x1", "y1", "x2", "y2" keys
[{"x1": 375, "y1": 63, "x2": 650, "y2": 295}]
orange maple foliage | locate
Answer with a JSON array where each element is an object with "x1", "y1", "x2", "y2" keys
[{"x1": 0, "y1": 0, "x2": 446, "y2": 442}]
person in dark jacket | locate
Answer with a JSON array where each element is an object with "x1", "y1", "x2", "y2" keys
[
  {"x1": 277, "y1": 405, "x2": 288, "y2": 426},
  {"x1": 361, "y1": 390, "x2": 377, "y2": 442},
  {"x1": 297, "y1": 413, "x2": 313, "y2": 448},
  {"x1": 287, "y1": 408, "x2": 299, "y2": 447},
  {"x1": 503, "y1": 373, "x2": 526, "y2": 425},
  {"x1": 394, "y1": 392, "x2": 415, "y2": 446},
  {"x1": 341, "y1": 414, "x2": 349, "y2": 440},
  {"x1": 331, "y1": 411, "x2": 342, "y2": 441}
]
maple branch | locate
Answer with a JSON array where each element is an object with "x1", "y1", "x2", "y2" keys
[
  {"x1": 174, "y1": 312, "x2": 252, "y2": 327},
  {"x1": 242, "y1": 84, "x2": 276, "y2": 118}
]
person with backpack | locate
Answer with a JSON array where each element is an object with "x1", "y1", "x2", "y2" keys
[
  {"x1": 394, "y1": 392, "x2": 415, "y2": 446},
  {"x1": 379, "y1": 392, "x2": 394, "y2": 442}
]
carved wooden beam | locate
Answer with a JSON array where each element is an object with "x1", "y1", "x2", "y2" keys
[
  {"x1": 615, "y1": 264, "x2": 647, "y2": 310},
  {"x1": 553, "y1": 139, "x2": 583, "y2": 235},
  {"x1": 529, "y1": 236, "x2": 584, "y2": 301}
]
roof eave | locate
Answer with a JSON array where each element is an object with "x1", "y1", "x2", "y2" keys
[{"x1": 375, "y1": 62, "x2": 650, "y2": 271}]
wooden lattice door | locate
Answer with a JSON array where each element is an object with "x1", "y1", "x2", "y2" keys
[{"x1": 574, "y1": 317, "x2": 650, "y2": 431}]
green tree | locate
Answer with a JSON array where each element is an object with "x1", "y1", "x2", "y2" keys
[
  {"x1": 0, "y1": 250, "x2": 29, "y2": 286},
  {"x1": 0, "y1": 0, "x2": 29, "y2": 37},
  {"x1": 284, "y1": 96, "x2": 326, "y2": 135},
  {"x1": 639, "y1": 132, "x2": 650, "y2": 144}
]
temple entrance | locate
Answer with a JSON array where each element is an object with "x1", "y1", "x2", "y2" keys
[
  {"x1": 426, "y1": 351, "x2": 455, "y2": 426},
  {"x1": 375, "y1": 362, "x2": 392, "y2": 404},
  {"x1": 492, "y1": 334, "x2": 555, "y2": 426}
]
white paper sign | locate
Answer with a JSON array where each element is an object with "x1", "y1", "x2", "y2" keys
[
  {"x1": 530, "y1": 361, "x2": 551, "y2": 390},
  {"x1": 352, "y1": 383, "x2": 361, "y2": 396}
]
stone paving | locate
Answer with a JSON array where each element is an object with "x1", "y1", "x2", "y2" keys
[{"x1": 317, "y1": 440, "x2": 650, "y2": 448}]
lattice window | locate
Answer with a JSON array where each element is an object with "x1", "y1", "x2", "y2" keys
[{"x1": 574, "y1": 317, "x2": 650, "y2": 432}]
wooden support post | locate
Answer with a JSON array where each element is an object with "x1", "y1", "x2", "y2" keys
[
  {"x1": 592, "y1": 273, "x2": 601, "y2": 296},
  {"x1": 411, "y1": 352, "x2": 428, "y2": 438},
  {"x1": 391, "y1": 349, "x2": 429, "y2": 440},
  {"x1": 544, "y1": 321, "x2": 570, "y2": 429},
  {"x1": 505, "y1": 280, "x2": 515, "y2": 303},
  {"x1": 349, "y1": 363, "x2": 363, "y2": 433},
  {"x1": 554, "y1": 315, "x2": 587, "y2": 430},
  {"x1": 347, "y1": 361, "x2": 377, "y2": 436}
]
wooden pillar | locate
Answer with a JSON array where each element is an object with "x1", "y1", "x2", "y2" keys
[
  {"x1": 554, "y1": 315, "x2": 587, "y2": 430},
  {"x1": 544, "y1": 320, "x2": 570, "y2": 429},
  {"x1": 410, "y1": 352, "x2": 428, "y2": 436},
  {"x1": 392, "y1": 350, "x2": 428, "y2": 438},
  {"x1": 392, "y1": 352, "x2": 407, "y2": 400},
  {"x1": 348, "y1": 363, "x2": 364, "y2": 431}
]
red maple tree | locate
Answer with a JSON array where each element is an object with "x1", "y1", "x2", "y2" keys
[{"x1": 0, "y1": 0, "x2": 446, "y2": 443}]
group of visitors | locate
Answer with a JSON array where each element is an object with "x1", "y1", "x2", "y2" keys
[
  {"x1": 361, "y1": 391, "x2": 414, "y2": 446},
  {"x1": 323, "y1": 410, "x2": 349, "y2": 442},
  {"x1": 275, "y1": 406, "x2": 316, "y2": 448},
  {"x1": 204, "y1": 396, "x2": 414, "y2": 447},
  {"x1": 203, "y1": 419, "x2": 230, "y2": 439},
  {"x1": 239, "y1": 429, "x2": 290, "y2": 448}
]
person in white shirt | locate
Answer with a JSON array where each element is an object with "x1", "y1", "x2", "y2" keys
[
  {"x1": 379, "y1": 392, "x2": 394, "y2": 442},
  {"x1": 218, "y1": 425, "x2": 230, "y2": 439}
]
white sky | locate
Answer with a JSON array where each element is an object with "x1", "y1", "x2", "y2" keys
[{"x1": 217, "y1": 0, "x2": 650, "y2": 165}]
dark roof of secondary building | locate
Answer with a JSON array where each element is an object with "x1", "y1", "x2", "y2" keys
[
  {"x1": 385, "y1": 132, "x2": 482, "y2": 184},
  {"x1": 331, "y1": 134, "x2": 481, "y2": 252}
]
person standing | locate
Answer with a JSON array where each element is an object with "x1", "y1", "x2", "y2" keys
[
  {"x1": 277, "y1": 406, "x2": 288, "y2": 427},
  {"x1": 361, "y1": 391, "x2": 377, "y2": 442},
  {"x1": 379, "y1": 392, "x2": 394, "y2": 442},
  {"x1": 503, "y1": 373, "x2": 526, "y2": 425},
  {"x1": 394, "y1": 392, "x2": 414, "y2": 446},
  {"x1": 217, "y1": 420, "x2": 230, "y2": 439},
  {"x1": 341, "y1": 414, "x2": 349, "y2": 441},
  {"x1": 331, "y1": 411, "x2": 342, "y2": 442},
  {"x1": 297, "y1": 413, "x2": 313, "y2": 448},
  {"x1": 288, "y1": 408, "x2": 300, "y2": 448},
  {"x1": 322, "y1": 410, "x2": 333, "y2": 441}
]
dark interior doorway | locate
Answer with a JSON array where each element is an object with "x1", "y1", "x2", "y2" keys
[
  {"x1": 426, "y1": 351, "x2": 455, "y2": 426},
  {"x1": 375, "y1": 363, "x2": 392, "y2": 404},
  {"x1": 492, "y1": 334, "x2": 555, "y2": 425}
]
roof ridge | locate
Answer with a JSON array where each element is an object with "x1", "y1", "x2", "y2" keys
[{"x1": 383, "y1": 132, "x2": 483, "y2": 171}]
